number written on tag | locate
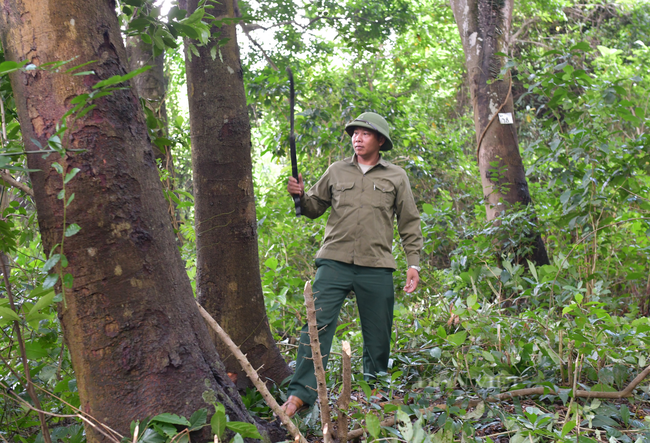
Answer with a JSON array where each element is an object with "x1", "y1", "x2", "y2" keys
[{"x1": 498, "y1": 113, "x2": 514, "y2": 124}]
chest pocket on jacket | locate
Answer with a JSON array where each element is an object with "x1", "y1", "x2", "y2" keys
[
  {"x1": 332, "y1": 182, "x2": 355, "y2": 208},
  {"x1": 372, "y1": 179, "x2": 395, "y2": 209}
]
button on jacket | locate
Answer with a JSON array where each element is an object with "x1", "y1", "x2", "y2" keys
[{"x1": 300, "y1": 155, "x2": 423, "y2": 269}]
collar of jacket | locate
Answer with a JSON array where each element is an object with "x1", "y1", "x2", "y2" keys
[{"x1": 347, "y1": 154, "x2": 389, "y2": 168}]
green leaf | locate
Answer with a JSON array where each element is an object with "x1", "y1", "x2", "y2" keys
[
  {"x1": 560, "y1": 190, "x2": 572, "y2": 205},
  {"x1": 65, "y1": 59, "x2": 98, "y2": 74},
  {"x1": 93, "y1": 65, "x2": 152, "y2": 89},
  {"x1": 63, "y1": 273, "x2": 74, "y2": 288},
  {"x1": 75, "y1": 104, "x2": 97, "y2": 120},
  {"x1": 128, "y1": 17, "x2": 151, "y2": 31},
  {"x1": 67, "y1": 193, "x2": 75, "y2": 207},
  {"x1": 574, "y1": 293, "x2": 583, "y2": 304},
  {"x1": 70, "y1": 94, "x2": 90, "y2": 105},
  {"x1": 620, "y1": 405, "x2": 630, "y2": 426},
  {"x1": 52, "y1": 162, "x2": 64, "y2": 174},
  {"x1": 138, "y1": 428, "x2": 166, "y2": 443},
  {"x1": 65, "y1": 224, "x2": 81, "y2": 237},
  {"x1": 153, "y1": 33, "x2": 165, "y2": 50},
  {"x1": 437, "y1": 326, "x2": 447, "y2": 339},
  {"x1": 358, "y1": 379, "x2": 372, "y2": 401},
  {"x1": 210, "y1": 404, "x2": 226, "y2": 438},
  {"x1": 447, "y1": 330, "x2": 467, "y2": 347},
  {"x1": 64, "y1": 168, "x2": 81, "y2": 184},
  {"x1": 395, "y1": 410, "x2": 414, "y2": 441},
  {"x1": 0, "y1": 307, "x2": 20, "y2": 323},
  {"x1": 43, "y1": 273, "x2": 59, "y2": 290},
  {"x1": 591, "y1": 414, "x2": 618, "y2": 428},
  {"x1": 140, "y1": 33, "x2": 153, "y2": 45},
  {"x1": 173, "y1": 22, "x2": 200, "y2": 40},
  {"x1": 153, "y1": 137, "x2": 174, "y2": 148},
  {"x1": 150, "y1": 413, "x2": 191, "y2": 427},
  {"x1": 24, "y1": 341, "x2": 48, "y2": 359},
  {"x1": 27, "y1": 289, "x2": 55, "y2": 318},
  {"x1": 570, "y1": 42, "x2": 591, "y2": 52},
  {"x1": 48, "y1": 135, "x2": 62, "y2": 151},
  {"x1": 562, "y1": 304, "x2": 576, "y2": 315},
  {"x1": 225, "y1": 422, "x2": 261, "y2": 439},
  {"x1": 0, "y1": 60, "x2": 19, "y2": 75},
  {"x1": 365, "y1": 413, "x2": 381, "y2": 439},
  {"x1": 613, "y1": 364, "x2": 628, "y2": 389},
  {"x1": 42, "y1": 254, "x2": 61, "y2": 273},
  {"x1": 422, "y1": 203, "x2": 434, "y2": 215},
  {"x1": 264, "y1": 257, "x2": 278, "y2": 269},
  {"x1": 180, "y1": 7, "x2": 204, "y2": 24},
  {"x1": 561, "y1": 420, "x2": 576, "y2": 437},
  {"x1": 188, "y1": 408, "x2": 207, "y2": 431},
  {"x1": 590, "y1": 383, "x2": 616, "y2": 392},
  {"x1": 30, "y1": 137, "x2": 43, "y2": 149},
  {"x1": 168, "y1": 6, "x2": 187, "y2": 21},
  {"x1": 383, "y1": 404, "x2": 398, "y2": 413}
]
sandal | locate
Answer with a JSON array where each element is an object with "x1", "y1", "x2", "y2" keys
[{"x1": 280, "y1": 395, "x2": 306, "y2": 418}]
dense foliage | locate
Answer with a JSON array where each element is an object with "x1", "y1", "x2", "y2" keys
[{"x1": 1, "y1": 0, "x2": 649, "y2": 442}]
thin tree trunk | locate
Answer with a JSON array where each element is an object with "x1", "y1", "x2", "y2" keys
[
  {"x1": 126, "y1": 35, "x2": 168, "y2": 162},
  {"x1": 0, "y1": 1, "x2": 256, "y2": 440},
  {"x1": 181, "y1": 0, "x2": 291, "y2": 388},
  {"x1": 450, "y1": 0, "x2": 549, "y2": 266},
  {"x1": 126, "y1": 36, "x2": 182, "y2": 240}
]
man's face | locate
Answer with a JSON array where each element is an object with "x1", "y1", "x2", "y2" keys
[{"x1": 352, "y1": 127, "x2": 385, "y2": 158}]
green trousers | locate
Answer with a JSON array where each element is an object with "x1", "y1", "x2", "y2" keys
[{"x1": 287, "y1": 258, "x2": 395, "y2": 405}]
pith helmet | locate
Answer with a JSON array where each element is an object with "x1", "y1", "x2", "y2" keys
[{"x1": 345, "y1": 112, "x2": 393, "y2": 151}]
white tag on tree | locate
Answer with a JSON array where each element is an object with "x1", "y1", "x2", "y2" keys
[{"x1": 498, "y1": 113, "x2": 514, "y2": 124}]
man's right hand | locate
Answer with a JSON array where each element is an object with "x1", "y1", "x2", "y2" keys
[{"x1": 287, "y1": 173, "x2": 304, "y2": 197}]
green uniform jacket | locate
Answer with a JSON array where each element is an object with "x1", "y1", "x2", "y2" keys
[{"x1": 300, "y1": 155, "x2": 423, "y2": 270}]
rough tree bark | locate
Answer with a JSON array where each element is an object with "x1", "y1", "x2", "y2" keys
[
  {"x1": 180, "y1": 0, "x2": 291, "y2": 389},
  {"x1": 0, "y1": 1, "x2": 258, "y2": 440},
  {"x1": 450, "y1": 0, "x2": 549, "y2": 265}
]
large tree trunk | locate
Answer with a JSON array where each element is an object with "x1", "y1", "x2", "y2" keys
[
  {"x1": 450, "y1": 0, "x2": 549, "y2": 266},
  {"x1": 180, "y1": 0, "x2": 291, "y2": 388},
  {"x1": 0, "y1": 1, "x2": 256, "y2": 440}
]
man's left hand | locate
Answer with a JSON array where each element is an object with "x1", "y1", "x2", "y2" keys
[{"x1": 403, "y1": 267, "x2": 419, "y2": 293}]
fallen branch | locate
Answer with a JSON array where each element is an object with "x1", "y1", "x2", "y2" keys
[
  {"x1": 335, "y1": 341, "x2": 351, "y2": 442},
  {"x1": 303, "y1": 281, "x2": 333, "y2": 443},
  {"x1": 346, "y1": 364, "x2": 650, "y2": 440},
  {"x1": 196, "y1": 302, "x2": 307, "y2": 443},
  {"x1": 0, "y1": 170, "x2": 33, "y2": 196}
]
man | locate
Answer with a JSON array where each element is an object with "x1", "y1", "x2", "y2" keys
[{"x1": 283, "y1": 112, "x2": 423, "y2": 417}]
